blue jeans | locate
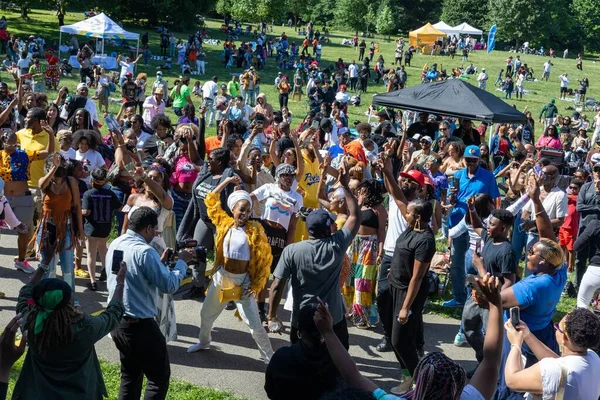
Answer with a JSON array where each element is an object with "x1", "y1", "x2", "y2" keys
[
  {"x1": 450, "y1": 231, "x2": 469, "y2": 304},
  {"x1": 173, "y1": 107, "x2": 183, "y2": 117},
  {"x1": 244, "y1": 89, "x2": 256, "y2": 106},
  {"x1": 37, "y1": 220, "x2": 76, "y2": 298},
  {"x1": 111, "y1": 186, "x2": 126, "y2": 234}
]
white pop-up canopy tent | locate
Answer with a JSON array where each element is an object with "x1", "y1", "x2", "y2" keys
[
  {"x1": 433, "y1": 21, "x2": 459, "y2": 36},
  {"x1": 452, "y1": 22, "x2": 483, "y2": 36},
  {"x1": 58, "y1": 13, "x2": 140, "y2": 68}
]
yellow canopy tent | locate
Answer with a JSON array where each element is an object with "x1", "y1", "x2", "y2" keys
[{"x1": 408, "y1": 23, "x2": 447, "y2": 48}]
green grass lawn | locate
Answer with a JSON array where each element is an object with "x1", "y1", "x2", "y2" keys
[
  {"x1": 4, "y1": 356, "x2": 245, "y2": 400},
  {"x1": 4, "y1": 8, "x2": 599, "y2": 140}
]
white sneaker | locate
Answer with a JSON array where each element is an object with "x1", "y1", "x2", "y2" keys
[
  {"x1": 14, "y1": 260, "x2": 36, "y2": 274},
  {"x1": 390, "y1": 376, "x2": 413, "y2": 395},
  {"x1": 187, "y1": 342, "x2": 210, "y2": 353}
]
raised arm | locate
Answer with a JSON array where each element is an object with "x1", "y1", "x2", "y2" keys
[
  {"x1": 0, "y1": 96, "x2": 18, "y2": 127},
  {"x1": 317, "y1": 154, "x2": 333, "y2": 210},
  {"x1": 38, "y1": 121, "x2": 55, "y2": 159},
  {"x1": 469, "y1": 274, "x2": 505, "y2": 400},
  {"x1": 467, "y1": 196, "x2": 484, "y2": 236},
  {"x1": 197, "y1": 108, "x2": 206, "y2": 161},
  {"x1": 339, "y1": 162, "x2": 361, "y2": 237},
  {"x1": 380, "y1": 154, "x2": 408, "y2": 216},
  {"x1": 38, "y1": 153, "x2": 62, "y2": 192},
  {"x1": 527, "y1": 175, "x2": 556, "y2": 241},
  {"x1": 134, "y1": 167, "x2": 173, "y2": 210}
]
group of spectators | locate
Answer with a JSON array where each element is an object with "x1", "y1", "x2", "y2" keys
[{"x1": 0, "y1": 16, "x2": 599, "y2": 400}]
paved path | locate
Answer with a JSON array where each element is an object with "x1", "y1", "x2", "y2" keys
[{"x1": 0, "y1": 232, "x2": 477, "y2": 399}]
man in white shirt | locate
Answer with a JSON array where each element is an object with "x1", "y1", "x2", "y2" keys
[
  {"x1": 559, "y1": 73, "x2": 570, "y2": 100},
  {"x1": 542, "y1": 60, "x2": 553, "y2": 81},
  {"x1": 142, "y1": 87, "x2": 166, "y2": 126},
  {"x1": 202, "y1": 76, "x2": 219, "y2": 127},
  {"x1": 477, "y1": 68, "x2": 488, "y2": 90},
  {"x1": 347, "y1": 60, "x2": 359, "y2": 91},
  {"x1": 520, "y1": 164, "x2": 567, "y2": 276},
  {"x1": 117, "y1": 53, "x2": 142, "y2": 86},
  {"x1": 71, "y1": 82, "x2": 99, "y2": 127}
]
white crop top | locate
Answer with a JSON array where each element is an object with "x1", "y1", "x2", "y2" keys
[{"x1": 223, "y1": 226, "x2": 251, "y2": 261}]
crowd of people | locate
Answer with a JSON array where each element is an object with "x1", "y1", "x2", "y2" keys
[{"x1": 0, "y1": 14, "x2": 598, "y2": 400}]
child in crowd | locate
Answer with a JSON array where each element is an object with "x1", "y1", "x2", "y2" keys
[
  {"x1": 81, "y1": 168, "x2": 122, "y2": 290},
  {"x1": 559, "y1": 178, "x2": 582, "y2": 272},
  {"x1": 192, "y1": 80, "x2": 201, "y2": 97}
]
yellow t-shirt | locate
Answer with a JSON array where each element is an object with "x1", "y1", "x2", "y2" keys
[
  {"x1": 16, "y1": 128, "x2": 58, "y2": 187},
  {"x1": 294, "y1": 149, "x2": 321, "y2": 243},
  {"x1": 298, "y1": 149, "x2": 320, "y2": 209}
]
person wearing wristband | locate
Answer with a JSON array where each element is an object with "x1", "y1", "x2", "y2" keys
[
  {"x1": 492, "y1": 176, "x2": 567, "y2": 399},
  {"x1": 519, "y1": 164, "x2": 567, "y2": 278},
  {"x1": 504, "y1": 308, "x2": 600, "y2": 400},
  {"x1": 13, "y1": 227, "x2": 126, "y2": 399},
  {"x1": 107, "y1": 207, "x2": 190, "y2": 400},
  {"x1": 268, "y1": 162, "x2": 360, "y2": 347}
]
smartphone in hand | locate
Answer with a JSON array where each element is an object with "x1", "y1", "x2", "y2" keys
[
  {"x1": 112, "y1": 250, "x2": 124, "y2": 274},
  {"x1": 510, "y1": 306, "x2": 520, "y2": 327}
]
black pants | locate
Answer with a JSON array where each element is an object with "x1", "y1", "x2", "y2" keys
[
  {"x1": 350, "y1": 77, "x2": 358, "y2": 91},
  {"x1": 80, "y1": 67, "x2": 93, "y2": 83},
  {"x1": 359, "y1": 48, "x2": 365, "y2": 61},
  {"x1": 389, "y1": 283, "x2": 428, "y2": 375},
  {"x1": 376, "y1": 254, "x2": 394, "y2": 340},
  {"x1": 360, "y1": 77, "x2": 368, "y2": 92},
  {"x1": 279, "y1": 92, "x2": 288, "y2": 109},
  {"x1": 291, "y1": 319, "x2": 349, "y2": 350},
  {"x1": 576, "y1": 224, "x2": 590, "y2": 288},
  {"x1": 112, "y1": 318, "x2": 171, "y2": 400}
]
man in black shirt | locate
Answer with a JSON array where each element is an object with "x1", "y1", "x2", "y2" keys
[
  {"x1": 462, "y1": 204, "x2": 516, "y2": 363},
  {"x1": 121, "y1": 72, "x2": 137, "y2": 106},
  {"x1": 321, "y1": 80, "x2": 335, "y2": 105},
  {"x1": 406, "y1": 113, "x2": 436, "y2": 140},
  {"x1": 453, "y1": 118, "x2": 481, "y2": 146}
]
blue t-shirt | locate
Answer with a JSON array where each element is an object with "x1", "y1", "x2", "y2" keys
[
  {"x1": 508, "y1": 266, "x2": 567, "y2": 331},
  {"x1": 328, "y1": 144, "x2": 344, "y2": 159},
  {"x1": 449, "y1": 166, "x2": 500, "y2": 227}
]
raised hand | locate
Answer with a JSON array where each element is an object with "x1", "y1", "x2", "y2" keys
[{"x1": 51, "y1": 153, "x2": 62, "y2": 168}]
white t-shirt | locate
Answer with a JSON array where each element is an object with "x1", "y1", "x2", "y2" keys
[
  {"x1": 59, "y1": 148, "x2": 76, "y2": 160},
  {"x1": 76, "y1": 149, "x2": 105, "y2": 183},
  {"x1": 522, "y1": 186, "x2": 567, "y2": 221},
  {"x1": 119, "y1": 61, "x2": 134, "y2": 77},
  {"x1": 202, "y1": 81, "x2": 219, "y2": 100},
  {"x1": 383, "y1": 197, "x2": 408, "y2": 255},
  {"x1": 348, "y1": 64, "x2": 358, "y2": 78},
  {"x1": 544, "y1": 62, "x2": 552, "y2": 73},
  {"x1": 252, "y1": 183, "x2": 303, "y2": 231},
  {"x1": 525, "y1": 351, "x2": 600, "y2": 400},
  {"x1": 85, "y1": 98, "x2": 99, "y2": 123},
  {"x1": 560, "y1": 75, "x2": 570, "y2": 88}
]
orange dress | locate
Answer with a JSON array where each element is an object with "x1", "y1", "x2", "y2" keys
[{"x1": 31, "y1": 184, "x2": 74, "y2": 253}]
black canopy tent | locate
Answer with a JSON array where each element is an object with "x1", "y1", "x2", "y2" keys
[{"x1": 372, "y1": 79, "x2": 527, "y2": 123}]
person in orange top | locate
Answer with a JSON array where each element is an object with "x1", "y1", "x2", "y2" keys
[
  {"x1": 312, "y1": 38, "x2": 318, "y2": 55},
  {"x1": 344, "y1": 139, "x2": 367, "y2": 164},
  {"x1": 301, "y1": 38, "x2": 309, "y2": 55},
  {"x1": 277, "y1": 76, "x2": 290, "y2": 109}
]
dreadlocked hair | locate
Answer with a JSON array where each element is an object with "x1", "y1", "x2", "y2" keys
[
  {"x1": 406, "y1": 352, "x2": 466, "y2": 400},
  {"x1": 356, "y1": 179, "x2": 385, "y2": 208},
  {"x1": 27, "y1": 305, "x2": 83, "y2": 356}
]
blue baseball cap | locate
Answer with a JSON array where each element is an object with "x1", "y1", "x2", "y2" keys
[
  {"x1": 306, "y1": 209, "x2": 334, "y2": 237},
  {"x1": 464, "y1": 145, "x2": 481, "y2": 158}
]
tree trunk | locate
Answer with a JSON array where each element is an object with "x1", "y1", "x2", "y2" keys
[{"x1": 20, "y1": 5, "x2": 28, "y2": 19}]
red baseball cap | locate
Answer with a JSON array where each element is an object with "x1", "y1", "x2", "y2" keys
[{"x1": 399, "y1": 170, "x2": 425, "y2": 188}]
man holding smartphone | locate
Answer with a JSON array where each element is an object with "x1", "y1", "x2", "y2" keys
[{"x1": 107, "y1": 207, "x2": 191, "y2": 400}]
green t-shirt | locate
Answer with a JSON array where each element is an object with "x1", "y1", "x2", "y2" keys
[
  {"x1": 170, "y1": 84, "x2": 191, "y2": 108},
  {"x1": 228, "y1": 81, "x2": 240, "y2": 97}
]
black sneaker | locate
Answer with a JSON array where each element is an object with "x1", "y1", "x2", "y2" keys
[
  {"x1": 183, "y1": 286, "x2": 205, "y2": 300},
  {"x1": 225, "y1": 301, "x2": 237, "y2": 310},
  {"x1": 562, "y1": 281, "x2": 576, "y2": 298},
  {"x1": 376, "y1": 336, "x2": 392, "y2": 352},
  {"x1": 98, "y1": 269, "x2": 107, "y2": 282},
  {"x1": 86, "y1": 282, "x2": 98, "y2": 291},
  {"x1": 259, "y1": 310, "x2": 267, "y2": 323}
]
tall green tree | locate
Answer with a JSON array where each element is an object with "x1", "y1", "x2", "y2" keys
[
  {"x1": 573, "y1": 0, "x2": 600, "y2": 51},
  {"x1": 488, "y1": 0, "x2": 553, "y2": 47},
  {"x1": 333, "y1": 0, "x2": 370, "y2": 32},
  {"x1": 440, "y1": 0, "x2": 488, "y2": 29},
  {"x1": 376, "y1": 4, "x2": 395, "y2": 38}
]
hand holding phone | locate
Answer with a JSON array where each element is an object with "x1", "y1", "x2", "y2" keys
[
  {"x1": 510, "y1": 306, "x2": 520, "y2": 327},
  {"x1": 112, "y1": 250, "x2": 124, "y2": 274}
]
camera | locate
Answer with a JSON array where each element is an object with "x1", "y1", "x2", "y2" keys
[{"x1": 166, "y1": 239, "x2": 207, "y2": 268}]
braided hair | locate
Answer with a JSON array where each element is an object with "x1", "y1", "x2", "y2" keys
[
  {"x1": 355, "y1": 179, "x2": 385, "y2": 208},
  {"x1": 406, "y1": 352, "x2": 467, "y2": 400}
]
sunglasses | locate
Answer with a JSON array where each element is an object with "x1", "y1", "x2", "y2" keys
[
  {"x1": 465, "y1": 157, "x2": 479, "y2": 163},
  {"x1": 553, "y1": 322, "x2": 565, "y2": 335},
  {"x1": 279, "y1": 173, "x2": 295, "y2": 178},
  {"x1": 420, "y1": 140, "x2": 431, "y2": 144},
  {"x1": 439, "y1": 127, "x2": 448, "y2": 131}
]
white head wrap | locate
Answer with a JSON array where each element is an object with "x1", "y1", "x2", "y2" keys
[{"x1": 227, "y1": 190, "x2": 253, "y2": 211}]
